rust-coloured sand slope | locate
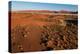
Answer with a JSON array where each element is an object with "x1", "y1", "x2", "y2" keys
[{"x1": 9, "y1": 11, "x2": 78, "y2": 53}]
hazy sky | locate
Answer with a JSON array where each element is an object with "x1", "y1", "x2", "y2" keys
[{"x1": 10, "y1": 1, "x2": 78, "y2": 11}]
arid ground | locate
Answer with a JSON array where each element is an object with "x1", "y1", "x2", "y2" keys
[{"x1": 9, "y1": 10, "x2": 78, "y2": 53}]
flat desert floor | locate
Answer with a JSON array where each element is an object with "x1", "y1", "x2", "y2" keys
[{"x1": 9, "y1": 11, "x2": 78, "y2": 53}]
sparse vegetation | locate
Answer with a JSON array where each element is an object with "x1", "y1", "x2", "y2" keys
[{"x1": 10, "y1": 11, "x2": 78, "y2": 53}]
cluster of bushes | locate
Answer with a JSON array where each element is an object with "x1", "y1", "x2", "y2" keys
[{"x1": 40, "y1": 23, "x2": 78, "y2": 51}]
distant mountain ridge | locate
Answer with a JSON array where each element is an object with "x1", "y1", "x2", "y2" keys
[{"x1": 11, "y1": 10, "x2": 78, "y2": 14}]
